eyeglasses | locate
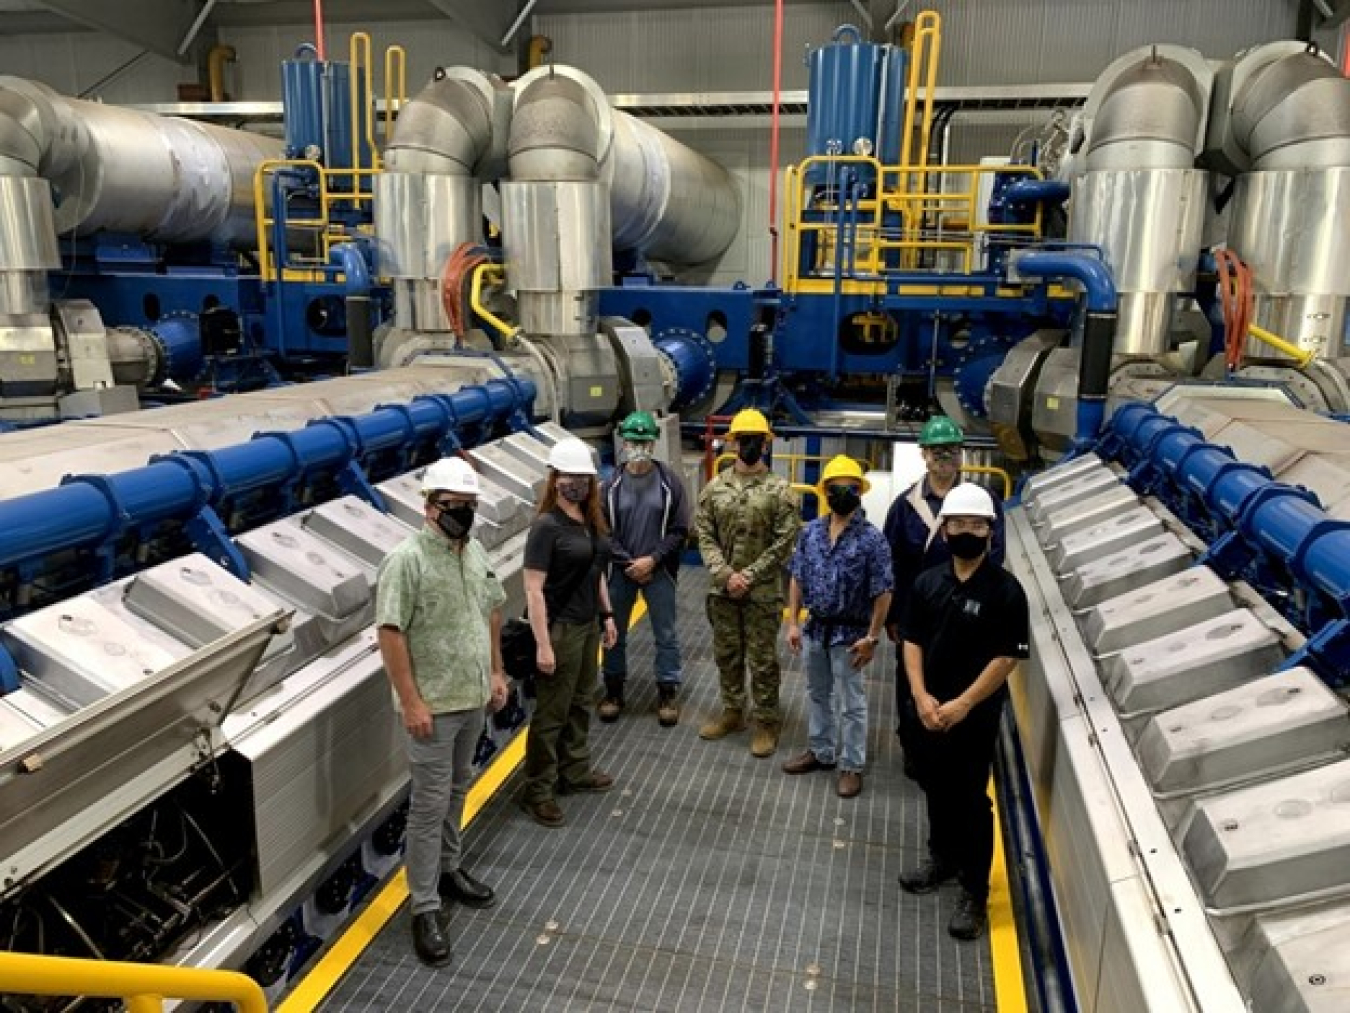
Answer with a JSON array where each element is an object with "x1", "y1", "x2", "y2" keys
[
  {"x1": 945, "y1": 518, "x2": 990, "y2": 534},
  {"x1": 928, "y1": 447, "x2": 962, "y2": 461},
  {"x1": 431, "y1": 498, "x2": 476, "y2": 512}
]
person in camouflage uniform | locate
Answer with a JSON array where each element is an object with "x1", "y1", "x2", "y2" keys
[{"x1": 695, "y1": 408, "x2": 801, "y2": 757}]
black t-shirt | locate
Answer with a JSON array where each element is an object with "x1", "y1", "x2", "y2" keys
[
  {"x1": 903, "y1": 558, "x2": 1030, "y2": 703},
  {"x1": 524, "y1": 508, "x2": 610, "y2": 625}
]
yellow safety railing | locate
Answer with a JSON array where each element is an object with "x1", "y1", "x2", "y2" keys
[
  {"x1": 898, "y1": 10, "x2": 942, "y2": 195},
  {"x1": 962, "y1": 464, "x2": 1013, "y2": 501},
  {"x1": 784, "y1": 155, "x2": 1045, "y2": 295},
  {"x1": 253, "y1": 34, "x2": 407, "y2": 282},
  {"x1": 252, "y1": 159, "x2": 381, "y2": 282},
  {"x1": 0, "y1": 951, "x2": 267, "y2": 1013}
]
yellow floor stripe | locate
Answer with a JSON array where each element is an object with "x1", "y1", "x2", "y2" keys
[
  {"x1": 988, "y1": 775, "x2": 1029, "y2": 1012},
  {"x1": 281, "y1": 600, "x2": 649, "y2": 1012}
]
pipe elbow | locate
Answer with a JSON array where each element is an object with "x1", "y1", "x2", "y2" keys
[
  {"x1": 509, "y1": 71, "x2": 602, "y2": 182},
  {"x1": 385, "y1": 70, "x2": 495, "y2": 176},
  {"x1": 208, "y1": 44, "x2": 237, "y2": 103},
  {"x1": 1087, "y1": 53, "x2": 1205, "y2": 170},
  {"x1": 0, "y1": 80, "x2": 48, "y2": 175},
  {"x1": 1017, "y1": 252, "x2": 1118, "y2": 313},
  {"x1": 1234, "y1": 50, "x2": 1350, "y2": 170},
  {"x1": 330, "y1": 243, "x2": 372, "y2": 297}
]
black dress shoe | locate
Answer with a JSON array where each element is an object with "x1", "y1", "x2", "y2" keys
[
  {"x1": 412, "y1": 911, "x2": 451, "y2": 967},
  {"x1": 439, "y1": 868, "x2": 496, "y2": 909}
]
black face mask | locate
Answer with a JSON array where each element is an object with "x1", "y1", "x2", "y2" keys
[
  {"x1": 826, "y1": 486, "x2": 861, "y2": 516},
  {"x1": 737, "y1": 436, "x2": 765, "y2": 466},
  {"x1": 947, "y1": 532, "x2": 988, "y2": 560},
  {"x1": 436, "y1": 504, "x2": 475, "y2": 540}
]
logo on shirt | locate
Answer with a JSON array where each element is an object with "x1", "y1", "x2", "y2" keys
[{"x1": 961, "y1": 598, "x2": 982, "y2": 618}]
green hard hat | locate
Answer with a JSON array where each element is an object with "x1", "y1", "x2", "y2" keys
[
  {"x1": 617, "y1": 410, "x2": 660, "y2": 441},
  {"x1": 919, "y1": 415, "x2": 964, "y2": 446}
]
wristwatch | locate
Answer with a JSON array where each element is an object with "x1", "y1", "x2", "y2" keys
[
  {"x1": 859, "y1": 634, "x2": 880, "y2": 647},
  {"x1": 599, "y1": 610, "x2": 614, "y2": 620}
]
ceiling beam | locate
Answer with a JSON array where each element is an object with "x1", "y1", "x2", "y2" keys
[
  {"x1": 38, "y1": 0, "x2": 194, "y2": 61},
  {"x1": 426, "y1": 0, "x2": 519, "y2": 52}
]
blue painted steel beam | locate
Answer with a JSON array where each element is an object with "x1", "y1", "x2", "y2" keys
[{"x1": 0, "y1": 377, "x2": 536, "y2": 572}]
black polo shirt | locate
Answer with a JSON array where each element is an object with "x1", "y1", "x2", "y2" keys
[{"x1": 903, "y1": 557, "x2": 1030, "y2": 703}]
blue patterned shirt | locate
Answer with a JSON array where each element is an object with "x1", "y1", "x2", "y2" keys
[{"x1": 789, "y1": 511, "x2": 894, "y2": 646}]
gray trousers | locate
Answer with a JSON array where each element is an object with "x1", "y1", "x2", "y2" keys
[{"x1": 405, "y1": 709, "x2": 485, "y2": 915}]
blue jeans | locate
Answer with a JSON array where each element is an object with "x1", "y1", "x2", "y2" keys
[
  {"x1": 603, "y1": 568, "x2": 682, "y2": 692},
  {"x1": 804, "y1": 637, "x2": 868, "y2": 772},
  {"x1": 404, "y1": 709, "x2": 485, "y2": 915}
]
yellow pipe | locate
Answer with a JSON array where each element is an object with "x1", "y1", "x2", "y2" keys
[
  {"x1": 1249, "y1": 323, "x2": 1315, "y2": 368},
  {"x1": 470, "y1": 264, "x2": 520, "y2": 343},
  {"x1": 349, "y1": 32, "x2": 380, "y2": 172},
  {"x1": 207, "y1": 44, "x2": 236, "y2": 102},
  {"x1": 528, "y1": 34, "x2": 553, "y2": 69},
  {"x1": 0, "y1": 952, "x2": 267, "y2": 1013}
]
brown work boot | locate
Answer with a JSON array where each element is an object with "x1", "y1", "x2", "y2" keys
[
  {"x1": 699, "y1": 709, "x2": 746, "y2": 740},
  {"x1": 837, "y1": 771, "x2": 863, "y2": 798},
  {"x1": 597, "y1": 697, "x2": 623, "y2": 722},
  {"x1": 750, "y1": 723, "x2": 779, "y2": 758},
  {"x1": 781, "y1": 750, "x2": 835, "y2": 774},
  {"x1": 656, "y1": 685, "x2": 680, "y2": 727}
]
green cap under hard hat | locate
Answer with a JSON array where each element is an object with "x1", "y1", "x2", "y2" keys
[{"x1": 919, "y1": 415, "x2": 964, "y2": 447}]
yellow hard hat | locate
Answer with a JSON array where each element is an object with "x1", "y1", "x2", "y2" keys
[
  {"x1": 819, "y1": 454, "x2": 871, "y2": 495},
  {"x1": 726, "y1": 408, "x2": 773, "y2": 439}
]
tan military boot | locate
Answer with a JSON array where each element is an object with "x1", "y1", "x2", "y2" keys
[
  {"x1": 698, "y1": 709, "x2": 746, "y2": 740},
  {"x1": 750, "y1": 722, "x2": 779, "y2": 758}
]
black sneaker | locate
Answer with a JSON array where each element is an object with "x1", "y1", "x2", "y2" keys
[
  {"x1": 898, "y1": 859, "x2": 957, "y2": 895},
  {"x1": 948, "y1": 890, "x2": 988, "y2": 941}
]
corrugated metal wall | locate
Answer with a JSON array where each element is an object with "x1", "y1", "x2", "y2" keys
[{"x1": 0, "y1": 31, "x2": 181, "y2": 104}]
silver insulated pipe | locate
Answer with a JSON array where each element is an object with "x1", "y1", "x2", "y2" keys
[
  {"x1": 0, "y1": 76, "x2": 282, "y2": 250},
  {"x1": 1068, "y1": 46, "x2": 1210, "y2": 357},
  {"x1": 1209, "y1": 43, "x2": 1350, "y2": 361}
]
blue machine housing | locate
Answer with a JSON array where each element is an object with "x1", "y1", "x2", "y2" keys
[{"x1": 805, "y1": 25, "x2": 905, "y2": 184}]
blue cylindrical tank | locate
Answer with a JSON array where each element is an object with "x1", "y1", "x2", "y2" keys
[
  {"x1": 283, "y1": 54, "x2": 324, "y2": 160},
  {"x1": 805, "y1": 26, "x2": 906, "y2": 184}
]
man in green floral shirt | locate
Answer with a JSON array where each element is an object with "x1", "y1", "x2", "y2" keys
[{"x1": 376, "y1": 457, "x2": 509, "y2": 968}]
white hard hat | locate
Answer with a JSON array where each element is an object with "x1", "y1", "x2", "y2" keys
[
  {"x1": 937, "y1": 482, "x2": 996, "y2": 521},
  {"x1": 421, "y1": 457, "x2": 481, "y2": 496},
  {"x1": 547, "y1": 437, "x2": 597, "y2": 475}
]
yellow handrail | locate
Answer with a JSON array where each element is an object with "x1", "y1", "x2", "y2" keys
[
  {"x1": 349, "y1": 32, "x2": 380, "y2": 173},
  {"x1": 0, "y1": 952, "x2": 267, "y2": 1013},
  {"x1": 962, "y1": 464, "x2": 1013, "y2": 501},
  {"x1": 470, "y1": 264, "x2": 520, "y2": 342},
  {"x1": 899, "y1": 10, "x2": 942, "y2": 195},
  {"x1": 384, "y1": 44, "x2": 407, "y2": 142},
  {"x1": 1249, "y1": 322, "x2": 1315, "y2": 368},
  {"x1": 253, "y1": 158, "x2": 381, "y2": 281}
]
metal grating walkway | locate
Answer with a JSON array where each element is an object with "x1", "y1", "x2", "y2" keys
[{"x1": 317, "y1": 569, "x2": 1004, "y2": 1012}]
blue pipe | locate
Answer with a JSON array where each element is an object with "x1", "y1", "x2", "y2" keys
[
  {"x1": 1003, "y1": 179, "x2": 1071, "y2": 207},
  {"x1": 329, "y1": 243, "x2": 372, "y2": 297},
  {"x1": 1015, "y1": 252, "x2": 1117, "y2": 313},
  {"x1": 0, "y1": 377, "x2": 536, "y2": 571}
]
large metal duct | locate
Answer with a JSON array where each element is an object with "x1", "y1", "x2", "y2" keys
[
  {"x1": 1069, "y1": 46, "x2": 1210, "y2": 357},
  {"x1": 0, "y1": 77, "x2": 282, "y2": 248},
  {"x1": 375, "y1": 69, "x2": 503, "y2": 334},
  {"x1": 1209, "y1": 45, "x2": 1350, "y2": 361}
]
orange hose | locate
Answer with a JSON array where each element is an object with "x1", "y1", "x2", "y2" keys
[
  {"x1": 440, "y1": 243, "x2": 489, "y2": 340},
  {"x1": 1215, "y1": 248, "x2": 1253, "y2": 372},
  {"x1": 312, "y1": 0, "x2": 326, "y2": 60}
]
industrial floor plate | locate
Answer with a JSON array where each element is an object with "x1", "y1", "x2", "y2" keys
[{"x1": 313, "y1": 569, "x2": 1008, "y2": 1012}]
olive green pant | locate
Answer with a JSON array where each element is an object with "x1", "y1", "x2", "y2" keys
[
  {"x1": 706, "y1": 595, "x2": 783, "y2": 726},
  {"x1": 521, "y1": 620, "x2": 600, "y2": 803}
]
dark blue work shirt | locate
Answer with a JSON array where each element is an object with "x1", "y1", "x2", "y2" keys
[
  {"x1": 882, "y1": 477, "x2": 1006, "y2": 627},
  {"x1": 789, "y1": 511, "x2": 894, "y2": 646}
]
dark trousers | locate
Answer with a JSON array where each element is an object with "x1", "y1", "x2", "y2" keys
[
  {"x1": 908, "y1": 695, "x2": 1003, "y2": 900},
  {"x1": 521, "y1": 620, "x2": 599, "y2": 802}
]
